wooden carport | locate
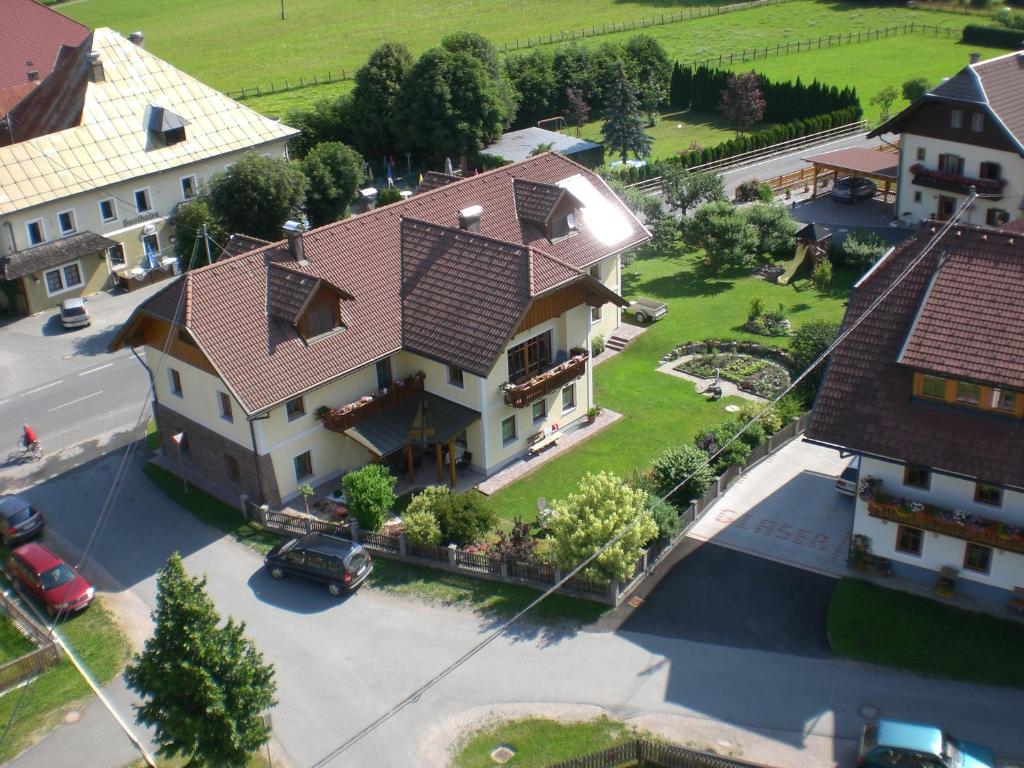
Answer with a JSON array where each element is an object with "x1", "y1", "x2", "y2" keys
[{"x1": 801, "y1": 146, "x2": 899, "y2": 213}]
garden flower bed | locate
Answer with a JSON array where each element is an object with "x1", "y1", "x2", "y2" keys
[{"x1": 676, "y1": 352, "x2": 790, "y2": 398}]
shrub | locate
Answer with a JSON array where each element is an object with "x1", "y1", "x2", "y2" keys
[
  {"x1": 790, "y1": 319, "x2": 840, "y2": 401},
  {"x1": 748, "y1": 296, "x2": 765, "y2": 321},
  {"x1": 650, "y1": 445, "x2": 716, "y2": 504},
  {"x1": 736, "y1": 401, "x2": 783, "y2": 435},
  {"x1": 648, "y1": 493, "x2": 682, "y2": 543},
  {"x1": 743, "y1": 203, "x2": 797, "y2": 260},
  {"x1": 648, "y1": 217, "x2": 677, "y2": 252},
  {"x1": 492, "y1": 517, "x2": 535, "y2": 559},
  {"x1": 592, "y1": 333, "x2": 606, "y2": 356},
  {"x1": 402, "y1": 505, "x2": 442, "y2": 547},
  {"x1": 435, "y1": 491, "x2": 496, "y2": 546},
  {"x1": 840, "y1": 229, "x2": 887, "y2": 269},
  {"x1": 343, "y1": 464, "x2": 397, "y2": 531},
  {"x1": 735, "y1": 178, "x2": 767, "y2": 202},
  {"x1": 694, "y1": 420, "x2": 752, "y2": 471},
  {"x1": 962, "y1": 23, "x2": 1024, "y2": 48},
  {"x1": 376, "y1": 187, "x2": 403, "y2": 206},
  {"x1": 812, "y1": 257, "x2": 833, "y2": 292}
]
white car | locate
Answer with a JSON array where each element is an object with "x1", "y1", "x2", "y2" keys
[
  {"x1": 835, "y1": 456, "x2": 860, "y2": 495},
  {"x1": 59, "y1": 297, "x2": 90, "y2": 329}
]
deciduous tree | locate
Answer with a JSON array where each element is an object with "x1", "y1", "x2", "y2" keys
[
  {"x1": 685, "y1": 200, "x2": 758, "y2": 274},
  {"x1": 661, "y1": 168, "x2": 726, "y2": 221},
  {"x1": 207, "y1": 153, "x2": 307, "y2": 241},
  {"x1": 125, "y1": 553, "x2": 275, "y2": 767},
  {"x1": 790, "y1": 319, "x2": 841, "y2": 400},
  {"x1": 600, "y1": 62, "x2": 652, "y2": 161},
  {"x1": 650, "y1": 445, "x2": 715, "y2": 506},
  {"x1": 505, "y1": 50, "x2": 557, "y2": 128},
  {"x1": 870, "y1": 86, "x2": 899, "y2": 121},
  {"x1": 743, "y1": 202, "x2": 798, "y2": 260},
  {"x1": 901, "y1": 77, "x2": 929, "y2": 103},
  {"x1": 719, "y1": 71, "x2": 766, "y2": 134},
  {"x1": 170, "y1": 199, "x2": 224, "y2": 269},
  {"x1": 350, "y1": 42, "x2": 413, "y2": 158},
  {"x1": 565, "y1": 87, "x2": 591, "y2": 137},
  {"x1": 301, "y1": 141, "x2": 364, "y2": 226},
  {"x1": 547, "y1": 471, "x2": 657, "y2": 583},
  {"x1": 343, "y1": 464, "x2": 397, "y2": 532},
  {"x1": 285, "y1": 95, "x2": 357, "y2": 159}
]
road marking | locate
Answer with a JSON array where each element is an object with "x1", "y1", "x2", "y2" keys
[
  {"x1": 0, "y1": 399, "x2": 9, "y2": 406},
  {"x1": 48, "y1": 391, "x2": 103, "y2": 412},
  {"x1": 24, "y1": 380, "x2": 64, "y2": 395},
  {"x1": 78, "y1": 363, "x2": 114, "y2": 376}
]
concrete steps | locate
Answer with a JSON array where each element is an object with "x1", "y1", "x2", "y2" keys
[{"x1": 604, "y1": 334, "x2": 632, "y2": 352}]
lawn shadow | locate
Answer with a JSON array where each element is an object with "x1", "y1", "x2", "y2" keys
[
  {"x1": 788, "y1": 303, "x2": 812, "y2": 314},
  {"x1": 633, "y1": 269, "x2": 734, "y2": 299}
]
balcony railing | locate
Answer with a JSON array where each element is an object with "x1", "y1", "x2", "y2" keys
[
  {"x1": 504, "y1": 351, "x2": 588, "y2": 408},
  {"x1": 861, "y1": 478, "x2": 1024, "y2": 556},
  {"x1": 321, "y1": 372, "x2": 425, "y2": 433},
  {"x1": 909, "y1": 164, "x2": 1006, "y2": 199}
]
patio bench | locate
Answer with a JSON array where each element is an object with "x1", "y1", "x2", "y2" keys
[{"x1": 527, "y1": 430, "x2": 560, "y2": 455}]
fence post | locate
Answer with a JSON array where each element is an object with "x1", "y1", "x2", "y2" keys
[
  {"x1": 398, "y1": 533, "x2": 407, "y2": 556},
  {"x1": 258, "y1": 504, "x2": 269, "y2": 526},
  {"x1": 500, "y1": 560, "x2": 508, "y2": 578},
  {"x1": 448, "y1": 543, "x2": 458, "y2": 567}
]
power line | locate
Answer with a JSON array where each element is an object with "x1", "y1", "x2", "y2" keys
[{"x1": 309, "y1": 193, "x2": 978, "y2": 767}]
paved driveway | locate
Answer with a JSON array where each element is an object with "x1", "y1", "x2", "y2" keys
[{"x1": 687, "y1": 439, "x2": 855, "y2": 577}]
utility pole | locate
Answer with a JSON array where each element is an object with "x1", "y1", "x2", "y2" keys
[{"x1": 202, "y1": 224, "x2": 214, "y2": 264}]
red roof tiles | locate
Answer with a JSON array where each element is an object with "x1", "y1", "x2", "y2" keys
[
  {"x1": 808, "y1": 225, "x2": 1024, "y2": 488},
  {"x1": 0, "y1": 0, "x2": 89, "y2": 89}
]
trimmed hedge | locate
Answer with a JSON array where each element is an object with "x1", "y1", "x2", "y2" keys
[{"x1": 962, "y1": 23, "x2": 1024, "y2": 48}]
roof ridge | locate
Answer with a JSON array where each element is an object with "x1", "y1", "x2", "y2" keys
[{"x1": 400, "y1": 215, "x2": 531, "y2": 254}]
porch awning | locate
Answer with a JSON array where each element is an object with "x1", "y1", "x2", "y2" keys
[
  {"x1": 1, "y1": 231, "x2": 118, "y2": 280},
  {"x1": 344, "y1": 392, "x2": 480, "y2": 457}
]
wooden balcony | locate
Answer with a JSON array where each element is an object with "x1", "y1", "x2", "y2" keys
[
  {"x1": 504, "y1": 352, "x2": 588, "y2": 408},
  {"x1": 909, "y1": 164, "x2": 1006, "y2": 199},
  {"x1": 864, "y1": 487, "x2": 1024, "y2": 556},
  {"x1": 322, "y1": 373, "x2": 425, "y2": 433}
]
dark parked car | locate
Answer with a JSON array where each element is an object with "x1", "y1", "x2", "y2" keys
[
  {"x1": 264, "y1": 533, "x2": 372, "y2": 595},
  {"x1": 0, "y1": 494, "x2": 44, "y2": 546},
  {"x1": 831, "y1": 176, "x2": 877, "y2": 203},
  {"x1": 7, "y1": 542, "x2": 95, "y2": 618},
  {"x1": 858, "y1": 720, "x2": 995, "y2": 768}
]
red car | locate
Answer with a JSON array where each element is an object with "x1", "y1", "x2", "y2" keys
[{"x1": 6, "y1": 543, "x2": 94, "y2": 618}]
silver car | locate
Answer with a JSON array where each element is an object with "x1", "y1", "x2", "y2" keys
[
  {"x1": 60, "y1": 297, "x2": 90, "y2": 329},
  {"x1": 0, "y1": 495, "x2": 44, "y2": 546},
  {"x1": 836, "y1": 456, "x2": 860, "y2": 496}
]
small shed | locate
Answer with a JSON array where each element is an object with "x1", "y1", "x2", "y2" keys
[
  {"x1": 796, "y1": 222, "x2": 832, "y2": 267},
  {"x1": 481, "y1": 127, "x2": 604, "y2": 168}
]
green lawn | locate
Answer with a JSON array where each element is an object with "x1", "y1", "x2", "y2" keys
[
  {"x1": 488, "y1": 242, "x2": 855, "y2": 522},
  {"x1": 454, "y1": 716, "x2": 640, "y2": 768},
  {"x1": 0, "y1": 615, "x2": 35, "y2": 663},
  {"x1": 0, "y1": 598, "x2": 132, "y2": 764},
  {"x1": 828, "y1": 578, "x2": 1024, "y2": 688},
  {"x1": 580, "y1": 110, "x2": 737, "y2": 161}
]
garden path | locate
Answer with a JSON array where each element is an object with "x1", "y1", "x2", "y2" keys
[{"x1": 656, "y1": 356, "x2": 766, "y2": 403}]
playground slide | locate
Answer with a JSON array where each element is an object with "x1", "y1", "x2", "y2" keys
[{"x1": 777, "y1": 243, "x2": 808, "y2": 286}]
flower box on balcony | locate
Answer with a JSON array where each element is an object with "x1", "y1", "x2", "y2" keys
[
  {"x1": 909, "y1": 164, "x2": 1006, "y2": 198},
  {"x1": 504, "y1": 352, "x2": 589, "y2": 408},
  {"x1": 322, "y1": 372, "x2": 425, "y2": 432}
]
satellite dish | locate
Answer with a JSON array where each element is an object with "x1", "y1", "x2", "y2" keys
[{"x1": 537, "y1": 497, "x2": 547, "y2": 512}]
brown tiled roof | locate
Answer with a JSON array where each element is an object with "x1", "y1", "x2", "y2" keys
[
  {"x1": 116, "y1": 153, "x2": 648, "y2": 414},
  {"x1": 0, "y1": 0, "x2": 90, "y2": 89},
  {"x1": 898, "y1": 236, "x2": 1024, "y2": 389},
  {"x1": 222, "y1": 234, "x2": 270, "y2": 258},
  {"x1": 871, "y1": 51, "x2": 1024, "y2": 154},
  {"x1": 266, "y1": 264, "x2": 320, "y2": 325},
  {"x1": 513, "y1": 178, "x2": 566, "y2": 225},
  {"x1": 419, "y1": 172, "x2": 461, "y2": 192},
  {"x1": 807, "y1": 225, "x2": 1024, "y2": 489},
  {"x1": 1, "y1": 231, "x2": 117, "y2": 279}
]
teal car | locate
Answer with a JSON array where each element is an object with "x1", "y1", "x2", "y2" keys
[{"x1": 858, "y1": 720, "x2": 996, "y2": 768}]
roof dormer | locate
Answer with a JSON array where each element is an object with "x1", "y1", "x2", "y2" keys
[
  {"x1": 145, "y1": 104, "x2": 189, "y2": 147},
  {"x1": 266, "y1": 263, "x2": 353, "y2": 343},
  {"x1": 513, "y1": 178, "x2": 579, "y2": 241}
]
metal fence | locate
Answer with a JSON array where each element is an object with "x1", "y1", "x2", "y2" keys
[
  {"x1": 0, "y1": 591, "x2": 60, "y2": 694},
  {"x1": 247, "y1": 412, "x2": 810, "y2": 606},
  {"x1": 546, "y1": 738, "x2": 777, "y2": 768}
]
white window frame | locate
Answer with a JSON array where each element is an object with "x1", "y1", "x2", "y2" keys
[
  {"x1": 447, "y1": 365, "x2": 464, "y2": 388},
  {"x1": 971, "y1": 112, "x2": 985, "y2": 132},
  {"x1": 950, "y1": 109, "x2": 963, "y2": 129},
  {"x1": 591, "y1": 305, "x2": 603, "y2": 323},
  {"x1": 99, "y1": 198, "x2": 117, "y2": 223},
  {"x1": 42, "y1": 260, "x2": 84, "y2": 297},
  {"x1": 25, "y1": 219, "x2": 45, "y2": 246},
  {"x1": 293, "y1": 450, "x2": 314, "y2": 482},
  {"x1": 531, "y1": 399, "x2": 546, "y2": 425},
  {"x1": 57, "y1": 209, "x2": 77, "y2": 237},
  {"x1": 134, "y1": 187, "x2": 152, "y2": 213},
  {"x1": 218, "y1": 391, "x2": 234, "y2": 422},
  {"x1": 180, "y1": 175, "x2": 198, "y2": 201},
  {"x1": 501, "y1": 415, "x2": 517, "y2": 445},
  {"x1": 168, "y1": 368, "x2": 183, "y2": 397},
  {"x1": 561, "y1": 383, "x2": 576, "y2": 413},
  {"x1": 285, "y1": 396, "x2": 306, "y2": 421}
]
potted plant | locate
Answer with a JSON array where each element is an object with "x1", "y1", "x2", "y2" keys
[
  {"x1": 315, "y1": 405, "x2": 332, "y2": 422},
  {"x1": 586, "y1": 405, "x2": 601, "y2": 424}
]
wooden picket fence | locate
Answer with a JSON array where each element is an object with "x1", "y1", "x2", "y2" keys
[
  {"x1": 0, "y1": 591, "x2": 60, "y2": 694},
  {"x1": 546, "y1": 738, "x2": 777, "y2": 768}
]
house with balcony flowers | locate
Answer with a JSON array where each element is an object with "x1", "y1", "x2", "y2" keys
[
  {"x1": 870, "y1": 50, "x2": 1024, "y2": 230},
  {"x1": 111, "y1": 153, "x2": 648, "y2": 506},
  {"x1": 807, "y1": 222, "x2": 1024, "y2": 600}
]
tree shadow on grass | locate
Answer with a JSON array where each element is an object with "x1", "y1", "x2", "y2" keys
[{"x1": 632, "y1": 268, "x2": 734, "y2": 300}]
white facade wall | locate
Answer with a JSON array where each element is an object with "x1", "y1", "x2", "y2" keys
[
  {"x1": 1, "y1": 139, "x2": 290, "y2": 276},
  {"x1": 588, "y1": 253, "x2": 622, "y2": 341},
  {"x1": 854, "y1": 455, "x2": 1024, "y2": 592},
  {"x1": 895, "y1": 133, "x2": 1024, "y2": 228}
]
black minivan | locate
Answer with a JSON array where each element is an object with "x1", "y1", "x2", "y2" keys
[
  {"x1": 264, "y1": 534, "x2": 372, "y2": 595},
  {"x1": 0, "y1": 495, "x2": 44, "y2": 547}
]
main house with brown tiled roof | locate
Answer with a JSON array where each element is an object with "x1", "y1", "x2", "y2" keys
[
  {"x1": 870, "y1": 50, "x2": 1024, "y2": 230},
  {"x1": 112, "y1": 153, "x2": 649, "y2": 506},
  {"x1": 807, "y1": 223, "x2": 1024, "y2": 599},
  {"x1": 0, "y1": 19, "x2": 296, "y2": 316}
]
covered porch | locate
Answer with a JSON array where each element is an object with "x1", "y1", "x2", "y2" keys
[
  {"x1": 801, "y1": 146, "x2": 899, "y2": 214},
  {"x1": 342, "y1": 391, "x2": 481, "y2": 489}
]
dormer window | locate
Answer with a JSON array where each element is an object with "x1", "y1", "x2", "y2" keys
[
  {"x1": 306, "y1": 303, "x2": 335, "y2": 337},
  {"x1": 971, "y1": 112, "x2": 984, "y2": 132},
  {"x1": 145, "y1": 105, "x2": 189, "y2": 147},
  {"x1": 950, "y1": 109, "x2": 963, "y2": 129},
  {"x1": 266, "y1": 262, "x2": 353, "y2": 343}
]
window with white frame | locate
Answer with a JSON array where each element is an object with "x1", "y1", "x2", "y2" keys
[
  {"x1": 107, "y1": 243, "x2": 126, "y2": 266},
  {"x1": 134, "y1": 188, "x2": 152, "y2": 212},
  {"x1": 501, "y1": 415, "x2": 517, "y2": 445},
  {"x1": 561, "y1": 383, "x2": 576, "y2": 412},
  {"x1": 285, "y1": 396, "x2": 305, "y2": 421},
  {"x1": 218, "y1": 391, "x2": 234, "y2": 422},
  {"x1": 26, "y1": 220, "x2": 44, "y2": 246},
  {"x1": 950, "y1": 109, "x2": 963, "y2": 129},
  {"x1": 180, "y1": 175, "x2": 197, "y2": 200},
  {"x1": 591, "y1": 305, "x2": 602, "y2": 323},
  {"x1": 532, "y1": 399, "x2": 546, "y2": 424},
  {"x1": 99, "y1": 198, "x2": 117, "y2": 222},
  {"x1": 168, "y1": 368, "x2": 183, "y2": 397},
  {"x1": 971, "y1": 112, "x2": 985, "y2": 132},
  {"x1": 57, "y1": 210, "x2": 76, "y2": 236},
  {"x1": 43, "y1": 261, "x2": 83, "y2": 296},
  {"x1": 293, "y1": 450, "x2": 313, "y2": 481}
]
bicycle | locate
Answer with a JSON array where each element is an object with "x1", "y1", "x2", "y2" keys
[{"x1": 16, "y1": 436, "x2": 42, "y2": 461}]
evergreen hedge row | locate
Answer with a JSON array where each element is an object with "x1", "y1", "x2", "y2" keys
[{"x1": 961, "y1": 24, "x2": 1024, "y2": 48}]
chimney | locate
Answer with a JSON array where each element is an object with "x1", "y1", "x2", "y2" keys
[
  {"x1": 458, "y1": 205, "x2": 483, "y2": 234},
  {"x1": 282, "y1": 220, "x2": 306, "y2": 264},
  {"x1": 26, "y1": 70, "x2": 38, "y2": 82},
  {"x1": 128, "y1": 31, "x2": 145, "y2": 48},
  {"x1": 89, "y1": 52, "x2": 105, "y2": 83},
  {"x1": 969, "y1": 52, "x2": 981, "y2": 65}
]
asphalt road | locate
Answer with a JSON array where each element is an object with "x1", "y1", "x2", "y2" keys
[{"x1": 10, "y1": 449, "x2": 1024, "y2": 768}]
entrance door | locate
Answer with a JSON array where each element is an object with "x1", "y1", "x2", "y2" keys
[
  {"x1": 376, "y1": 358, "x2": 392, "y2": 390},
  {"x1": 142, "y1": 234, "x2": 160, "y2": 268},
  {"x1": 936, "y1": 196, "x2": 956, "y2": 221}
]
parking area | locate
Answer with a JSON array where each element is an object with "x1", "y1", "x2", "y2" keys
[{"x1": 687, "y1": 438, "x2": 855, "y2": 577}]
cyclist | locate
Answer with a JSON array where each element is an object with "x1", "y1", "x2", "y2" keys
[{"x1": 21, "y1": 424, "x2": 39, "y2": 451}]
